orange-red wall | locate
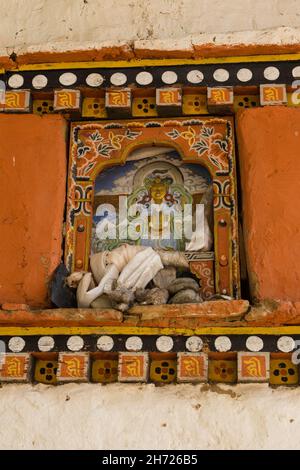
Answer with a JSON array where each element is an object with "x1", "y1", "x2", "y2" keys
[
  {"x1": 0, "y1": 115, "x2": 67, "y2": 307},
  {"x1": 236, "y1": 106, "x2": 300, "y2": 302}
]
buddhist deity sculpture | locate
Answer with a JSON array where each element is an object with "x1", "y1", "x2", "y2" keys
[
  {"x1": 67, "y1": 149, "x2": 215, "y2": 310},
  {"x1": 67, "y1": 244, "x2": 190, "y2": 309}
]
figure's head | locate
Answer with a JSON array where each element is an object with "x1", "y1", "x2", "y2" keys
[
  {"x1": 145, "y1": 175, "x2": 173, "y2": 204},
  {"x1": 149, "y1": 178, "x2": 168, "y2": 203},
  {"x1": 66, "y1": 271, "x2": 85, "y2": 289}
]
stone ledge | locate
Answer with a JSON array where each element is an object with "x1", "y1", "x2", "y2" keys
[
  {"x1": 129, "y1": 300, "x2": 249, "y2": 322},
  {"x1": 2, "y1": 42, "x2": 300, "y2": 69},
  {"x1": 2, "y1": 299, "x2": 300, "y2": 328},
  {"x1": 0, "y1": 308, "x2": 123, "y2": 326},
  {"x1": 0, "y1": 300, "x2": 248, "y2": 327},
  {"x1": 245, "y1": 300, "x2": 300, "y2": 325}
]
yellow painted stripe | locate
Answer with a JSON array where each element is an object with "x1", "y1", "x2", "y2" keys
[
  {"x1": 0, "y1": 326, "x2": 300, "y2": 336},
  {"x1": 13, "y1": 54, "x2": 300, "y2": 72}
]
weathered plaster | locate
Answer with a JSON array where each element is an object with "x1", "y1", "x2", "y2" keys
[
  {"x1": 1, "y1": 0, "x2": 300, "y2": 59},
  {"x1": 0, "y1": 382, "x2": 299, "y2": 450}
]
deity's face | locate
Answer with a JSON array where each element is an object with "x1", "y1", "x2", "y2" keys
[{"x1": 149, "y1": 182, "x2": 168, "y2": 204}]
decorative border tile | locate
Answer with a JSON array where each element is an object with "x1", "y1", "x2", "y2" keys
[
  {"x1": 208, "y1": 358, "x2": 237, "y2": 383},
  {"x1": 238, "y1": 352, "x2": 270, "y2": 382},
  {"x1": 34, "y1": 359, "x2": 58, "y2": 384},
  {"x1": 91, "y1": 358, "x2": 118, "y2": 383},
  {"x1": 150, "y1": 358, "x2": 177, "y2": 384},
  {"x1": 260, "y1": 84, "x2": 287, "y2": 106},
  {"x1": 0, "y1": 353, "x2": 31, "y2": 382},
  {"x1": 0, "y1": 345, "x2": 297, "y2": 385},
  {"x1": 177, "y1": 352, "x2": 208, "y2": 383},
  {"x1": 57, "y1": 352, "x2": 89, "y2": 382},
  {"x1": 118, "y1": 352, "x2": 149, "y2": 382},
  {"x1": 270, "y1": 357, "x2": 299, "y2": 386},
  {"x1": 53, "y1": 89, "x2": 81, "y2": 111}
]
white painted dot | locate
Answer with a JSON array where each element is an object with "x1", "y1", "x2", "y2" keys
[
  {"x1": 292, "y1": 66, "x2": 300, "y2": 78},
  {"x1": 213, "y1": 68, "x2": 229, "y2": 82},
  {"x1": 246, "y1": 336, "x2": 264, "y2": 352},
  {"x1": 97, "y1": 335, "x2": 114, "y2": 351},
  {"x1": 187, "y1": 70, "x2": 204, "y2": 84},
  {"x1": 186, "y1": 336, "x2": 203, "y2": 352},
  {"x1": 156, "y1": 336, "x2": 174, "y2": 352},
  {"x1": 38, "y1": 336, "x2": 54, "y2": 352},
  {"x1": 32, "y1": 74, "x2": 48, "y2": 89},
  {"x1": 86, "y1": 73, "x2": 104, "y2": 87},
  {"x1": 67, "y1": 335, "x2": 84, "y2": 352},
  {"x1": 136, "y1": 71, "x2": 153, "y2": 85},
  {"x1": 264, "y1": 66, "x2": 280, "y2": 81},
  {"x1": 161, "y1": 71, "x2": 178, "y2": 85},
  {"x1": 277, "y1": 336, "x2": 295, "y2": 353},
  {"x1": 59, "y1": 72, "x2": 77, "y2": 86},
  {"x1": 110, "y1": 72, "x2": 127, "y2": 86},
  {"x1": 237, "y1": 68, "x2": 253, "y2": 82},
  {"x1": 125, "y1": 336, "x2": 143, "y2": 351},
  {"x1": 215, "y1": 336, "x2": 231, "y2": 352},
  {"x1": 8, "y1": 74, "x2": 24, "y2": 88},
  {"x1": 8, "y1": 336, "x2": 25, "y2": 352}
]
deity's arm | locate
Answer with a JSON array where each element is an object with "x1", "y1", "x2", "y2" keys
[
  {"x1": 77, "y1": 265, "x2": 119, "y2": 308},
  {"x1": 156, "y1": 250, "x2": 189, "y2": 268}
]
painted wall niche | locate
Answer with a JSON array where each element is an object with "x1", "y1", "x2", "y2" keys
[{"x1": 65, "y1": 117, "x2": 240, "y2": 306}]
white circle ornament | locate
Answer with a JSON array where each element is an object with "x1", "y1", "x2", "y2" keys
[
  {"x1": 67, "y1": 335, "x2": 84, "y2": 352},
  {"x1": 187, "y1": 70, "x2": 204, "y2": 84},
  {"x1": 237, "y1": 68, "x2": 253, "y2": 82},
  {"x1": 161, "y1": 71, "x2": 178, "y2": 85},
  {"x1": 32, "y1": 74, "x2": 48, "y2": 89},
  {"x1": 264, "y1": 66, "x2": 280, "y2": 81},
  {"x1": 86, "y1": 73, "x2": 104, "y2": 87},
  {"x1": 136, "y1": 71, "x2": 153, "y2": 85},
  {"x1": 156, "y1": 336, "x2": 174, "y2": 352},
  {"x1": 185, "y1": 336, "x2": 203, "y2": 352},
  {"x1": 215, "y1": 336, "x2": 232, "y2": 352},
  {"x1": 59, "y1": 72, "x2": 77, "y2": 86},
  {"x1": 97, "y1": 335, "x2": 114, "y2": 351},
  {"x1": 38, "y1": 336, "x2": 55, "y2": 352},
  {"x1": 292, "y1": 66, "x2": 300, "y2": 78},
  {"x1": 277, "y1": 336, "x2": 295, "y2": 353},
  {"x1": 8, "y1": 74, "x2": 24, "y2": 88},
  {"x1": 110, "y1": 72, "x2": 127, "y2": 86},
  {"x1": 8, "y1": 336, "x2": 25, "y2": 352},
  {"x1": 125, "y1": 336, "x2": 143, "y2": 351},
  {"x1": 213, "y1": 68, "x2": 229, "y2": 82},
  {"x1": 246, "y1": 336, "x2": 264, "y2": 352}
]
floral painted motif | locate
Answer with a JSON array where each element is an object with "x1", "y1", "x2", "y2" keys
[
  {"x1": 166, "y1": 125, "x2": 229, "y2": 171},
  {"x1": 76, "y1": 128, "x2": 142, "y2": 177}
]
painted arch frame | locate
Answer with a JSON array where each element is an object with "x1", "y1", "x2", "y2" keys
[{"x1": 66, "y1": 117, "x2": 240, "y2": 298}]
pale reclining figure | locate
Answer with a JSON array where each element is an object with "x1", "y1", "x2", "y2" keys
[{"x1": 68, "y1": 244, "x2": 189, "y2": 308}]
